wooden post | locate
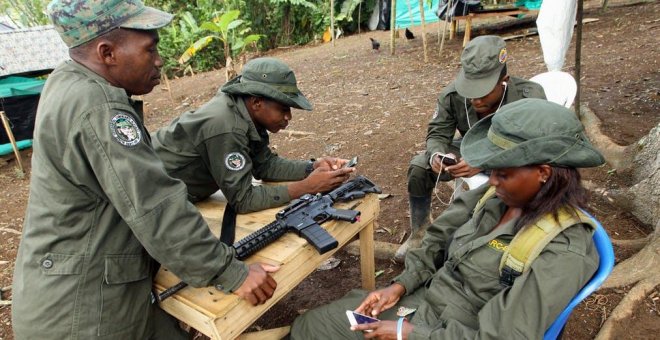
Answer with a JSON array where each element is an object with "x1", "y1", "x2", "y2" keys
[
  {"x1": 418, "y1": 0, "x2": 428, "y2": 62},
  {"x1": 358, "y1": 1, "x2": 362, "y2": 34},
  {"x1": 330, "y1": 0, "x2": 336, "y2": 47},
  {"x1": 406, "y1": 0, "x2": 414, "y2": 45},
  {"x1": 390, "y1": 0, "x2": 397, "y2": 55},
  {"x1": 0, "y1": 111, "x2": 24, "y2": 174},
  {"x1": 439, "y1": 0, "x2": 453, "y2": 57},
  {"x1": 575, "y1": 0, "x2": 584, "y2": 117}
]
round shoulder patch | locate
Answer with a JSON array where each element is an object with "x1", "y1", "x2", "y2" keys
[
  {"x1": 498, "y1": 48, "x2": 508, "y2": 64},
  {"x1": 110, "y1": 113, "x2": 142, "y2": 147},
  {"x1": 225, "y1": 152, "x2": 246, "y2": 171}
]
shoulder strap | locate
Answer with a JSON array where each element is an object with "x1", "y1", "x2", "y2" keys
[
  {"x1": 499, "y1": 208, "x2": 597, "y2": 286},
  {"x1": 473, "y1": 186, "x2": 497, "y2": 214}
]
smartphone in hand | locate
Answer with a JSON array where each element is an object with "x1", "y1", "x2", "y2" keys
[
  {"x1": 436, "y1": 153, "x2": 457, "y2": 166},
  {"x1": 346, "y1": 310, "x2": 379, "y2": 330},
  {"x1": 343, "y1": 156, "x2": 359, "y2": 168}
]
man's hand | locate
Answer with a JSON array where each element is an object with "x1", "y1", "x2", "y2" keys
[
  {"x1": 314, "y1": 157, "x2": 347, "y2": 170},
  {"x1": 430, "y1": 153, "x2": 454, "y2": 174},
  {"x1": 233, "y1": 263, "x2": 279, "y2": 305},
  {"x1": 289, "y1": 164, "x2": 354, "y2": 198},
  {"x1": 355, "y1": 283, "x2": 406, "y2": 317},
  {"x1": 351, "y1": 319, "x2": 414, "y2": 340},
  {"x1": 445, "y1": 159, "x2": 481, "y2": 179}
]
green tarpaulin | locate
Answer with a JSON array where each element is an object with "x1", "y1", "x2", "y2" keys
[{"x1": 0, "y1": 76, "x2": 45, "y2": 98}]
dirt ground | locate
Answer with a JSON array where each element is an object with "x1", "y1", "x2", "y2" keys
[{"x1": 1, "y1": 1, "x2": 658, "y2": 339}]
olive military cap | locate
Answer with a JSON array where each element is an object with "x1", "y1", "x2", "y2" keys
[
  {"x1": 461, "y1": 98, "x2": 605, "y2": 169},
  {"x1": 222, "y1": 58, "x2": 313, "y2": 111},
  {"x1": 48, "y1": 0, "x2": 173, "y2": 48},
  {"x1": 455, "y1": 35, "x2": 508, "y2": 99}
]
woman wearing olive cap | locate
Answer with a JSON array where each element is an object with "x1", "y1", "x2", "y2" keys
[{"x1": 290, "y1": 98, "x2": 605, "y2": 339}]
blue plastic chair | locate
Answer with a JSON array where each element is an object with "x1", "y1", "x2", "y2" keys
[{"x1": 543, "y1": 211, "x2": 615, "y2": 340}]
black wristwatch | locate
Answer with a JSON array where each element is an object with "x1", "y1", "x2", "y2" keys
[{"x1": 304, "y1": 159, "x2": 316, "y2": 176}]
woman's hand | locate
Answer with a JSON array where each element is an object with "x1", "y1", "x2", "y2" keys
[
  {"x1": 355, "y1": 283, "x2": 406, "y2": 317},
  {"x1": 351, "y1": 319, "x2": 414, "y2": 340}
]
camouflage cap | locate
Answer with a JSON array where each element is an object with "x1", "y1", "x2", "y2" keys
[
  {"x1": 221, "y1": 57, "x2": 313, "y2": 111},
  {"x1": 455, "y1": 35, "x2": 508, "y2": 99},
  {"x1": 461, "y1": 99, "x2": 605, "y2": 170},
  {"x1": 48, "y1": 0, "x2": 173, "y2": 48}
]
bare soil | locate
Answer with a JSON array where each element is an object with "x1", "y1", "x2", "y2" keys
[{"x1": 1, "y1": 1, "x2": 658, "y2": 339}]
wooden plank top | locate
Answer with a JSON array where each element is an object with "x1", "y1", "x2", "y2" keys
[{"x1": 154, "y1": 191, "x2": 380, "y2": 339}]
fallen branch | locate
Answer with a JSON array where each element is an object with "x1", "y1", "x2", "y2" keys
[
  {"x1": 0, "y1": 227, "x2": 21, "y2": 235},
  {"x1": 284, "y1": 130, "x2": 315, "y2": 138},
  {"x1": 343, "y1": 240, "x2": 400, "y2": 261}
]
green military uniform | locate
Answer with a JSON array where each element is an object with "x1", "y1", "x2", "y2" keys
[
  {"x1": 397, "y1": 36, "x2": 546, "y2": 261},
  {"x1": 152, "y1": 58, "x2": 313, "y2": 213},
  {"x1": 291, "y1": 99, "x2": 606, "y2": 339},
  {"x1": 291, "y1": 185, "x2": 598, "y2": 339},
  {"x1": 408, "y1": 76, "x2": 546, "y2": 196},
  {"x1": 12, "y1": 1, "x2": 248, "y2": 339}
]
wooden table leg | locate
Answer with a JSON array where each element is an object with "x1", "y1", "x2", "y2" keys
[
  {"x1": 463, "y1": 17, "x2": 472, "y2": 47},
  {"x1": 449, "y1": 19, "x2": 457, "y2": 40},
  {"x1": 359, "y1": 220, "x2": 375, "y2": 291}
]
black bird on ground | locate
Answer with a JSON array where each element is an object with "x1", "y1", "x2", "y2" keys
[
  {"x1": 405, "y1": 28, "x2": 415, "y2": 40},
  {"x1": 369, "y1": 37, "x2": 380, "y2": 50}
]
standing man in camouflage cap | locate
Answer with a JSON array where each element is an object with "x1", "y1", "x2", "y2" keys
[
  {"x1": 12, "y1": 1, "x2": 278, "y2": 339},
  {"x1": 153, "y1": 57, "x2": 354, "y2": 213},
  {"x1": 396, "y1": 35, "x2": 546, "y2": 261}
]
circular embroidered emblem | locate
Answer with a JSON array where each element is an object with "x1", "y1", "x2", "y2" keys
[
  {"x1": 225, "y1": 152, "x2": 246, "y2": 171},
  {"x1": 498, "y1": 48, "x2": 508, "y2": 64},
  {"x1": 110, "y1": 113, "x2": 142, "y2": 147}
]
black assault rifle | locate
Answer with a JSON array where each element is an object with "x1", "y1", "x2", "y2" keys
[{"x1": 157, "y1": 175, "x2": 381, "y2": 302}]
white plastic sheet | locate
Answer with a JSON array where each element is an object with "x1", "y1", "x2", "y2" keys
[{"x1": 536, "y1": 0, "x2": 577, "y2": 71}]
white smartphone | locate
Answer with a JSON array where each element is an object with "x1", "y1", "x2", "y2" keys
[{"x1": 346, "y1": 310, "x2": 379, "y2": 328}]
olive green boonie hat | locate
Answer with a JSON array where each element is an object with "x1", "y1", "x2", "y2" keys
[
  {"x1": 221, "y1": 58, "x2": 313, "y2": 111},
  {"x1": 461, "y1": 98, "x2": 605, "y2": 170},
  {"x1": 48, "y1": 0, "x2": 173, "y2": 48},
  {"x1": 455, "y1": 35, "x2": 508, "y2": 99}
]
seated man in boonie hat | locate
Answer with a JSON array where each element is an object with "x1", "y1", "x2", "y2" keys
[
  {"x1": 153, "y1": 57, "x2": 354, "y2": 214},
  {"x1": 397, "y1": 35, "x2": 547, "y2": 261},
  {"x1": 290, "y1": 98, "x2": 605, "y2": 339}
]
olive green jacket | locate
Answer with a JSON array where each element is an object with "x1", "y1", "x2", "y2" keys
[
  {"x1": 152, "y1": 91, "x2": 308, "y2": 213},
  {"x1": 414, "y1": 77, "x2": 545, "y2": 167},
  {"x1": 394, "y1": 185, "x2": 598, "y2": 339},
  {"x1": 12, "y1": 61, "x2": 248, "y2": 340}
]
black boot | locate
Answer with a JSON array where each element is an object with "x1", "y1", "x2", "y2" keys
[{"x1": 394, "y1": 195, "x2": 432, "y2": 262}]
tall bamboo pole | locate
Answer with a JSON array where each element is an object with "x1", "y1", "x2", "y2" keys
[
  {"x1": 390, "y1": 0, "x2": 397, "y2": 55},
  {"x1": 418, "y1": 0, "x2": 428, "y2": 62},
  {"x1": 331, "y1": 0, "x2": 336, "y2": 47},
  {"x1": 439, "y1": 0, "x2": 453, "y2": 57},
  {"x1": 0, "y1": 111, "x2": 24, "y2": 174},
  {"x1": 575, "y1": 0, "x2": 584, "y2": 117}
]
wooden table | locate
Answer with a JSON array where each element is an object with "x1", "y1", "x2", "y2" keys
[
  {"x1": 449, "y1": 8, "x2": 537, "y2": 46},
  {"x1": 153, "y1": 191, "x2": 380, "y2": 340}
]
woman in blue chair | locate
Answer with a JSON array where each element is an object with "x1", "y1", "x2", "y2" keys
[{"x1": 290, "y1": 98, "x2": 606, "y2": 339}]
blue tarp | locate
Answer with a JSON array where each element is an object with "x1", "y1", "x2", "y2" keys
[
  {"x1": 395, "y1": 0, "x2": 441, "y2": 29},
  {"x1": 0, "y1": 139, "x2": 32, "y2": 156}
]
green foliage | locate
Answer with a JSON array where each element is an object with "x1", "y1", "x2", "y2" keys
[
  {"x1": 1, "y1": 0, "x2": 50, "y2": 27},
  {"x1": 178, "y1": 10, "x2": 262, "y2": 69},
  {"x1": 148, "y1": 0, "x2": 377, "y2": 76}
]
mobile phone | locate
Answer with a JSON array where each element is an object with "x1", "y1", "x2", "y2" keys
[
  {"x1": 436, "y1": 153, "x2": 457, "y2": 166},
  {"x1": 346, "y1": 310, "x2": 379, "y2": 328},
  {"x1": 344, "y1": 156, "x2": 359, "y2": 168}
]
